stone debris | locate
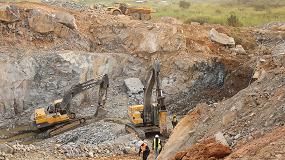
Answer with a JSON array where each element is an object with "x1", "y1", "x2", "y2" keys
[
  {"x1": 210, "y1": 28, "x2": 235, "y2": 45},
  {"x1": 12, "y1": 144, "x2": 37, "y2": 152},
  {"x1": 36, "y1": 121, "x2": 141, "y2": 158},
  {"x1": 41, "y1": 0, "x2": 88, "y2": 11}
]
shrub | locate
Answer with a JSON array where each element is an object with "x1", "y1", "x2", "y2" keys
[
  {"x1": 227, "y1": 14, "x2": 242, "y2": 27},
  {"x1": 179, "y1": 1, "x2": 191, "y2": 9},
  {"x1": 185, "y1": 16, "x2": 210, "y2": 25},
  {"x1": 215, "y1": 9, "x2": 222, "y2": 14},
  {"x1": 253, "y1": 4, "x2": 267, "y2": 11}
]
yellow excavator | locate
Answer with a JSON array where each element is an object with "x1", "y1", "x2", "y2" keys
[
  {"x1": 125, "y1": 59, "x2": 168, "y2": 139},
  {"x1": 32, "y1": 74, "x2": 109, "y2": 137}
]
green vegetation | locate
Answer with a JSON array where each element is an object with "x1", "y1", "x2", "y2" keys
[{"x1": 154, "y1": 2, "x2": 285, "y2": 26}]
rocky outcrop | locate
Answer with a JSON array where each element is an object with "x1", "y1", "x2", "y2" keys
[
  {"x1": 28, "y1": 9, "x2": 77, "y2": 34},
  {"x1": 89, "y1": 21, "x2": 186, "y2": 53}
]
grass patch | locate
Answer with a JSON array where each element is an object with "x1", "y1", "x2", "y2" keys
[{"x1": 153, "y1": 2, "x2": 285, "y2": 26}]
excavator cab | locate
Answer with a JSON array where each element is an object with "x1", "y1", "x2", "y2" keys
[{"x1": 128, "y1": 105, "x2": 144, "y2": 125}]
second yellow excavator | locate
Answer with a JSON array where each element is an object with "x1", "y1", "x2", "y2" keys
[
  {"x1": 32, "y1": 74, "x2": 109, "y2": 137},
  {"x1": 125, "y1": 59, "x2": 168, "y2": 139}
]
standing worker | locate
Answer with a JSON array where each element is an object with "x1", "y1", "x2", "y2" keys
[
  {"x1": 139, "y1": 141, "x2": 150, "y2": 160},
  {"x1": 152, "y1": 135, "x2": 162, "y2": 159},
  {"x1": 172, "y1": 114, "x2": 178, "y2": 128}
]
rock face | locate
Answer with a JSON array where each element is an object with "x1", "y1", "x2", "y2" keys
[
  {"x1": 0, "y1": 51, "x2": 145, "y2": 123},
  {"x1": 0, "y1": 5, "x2": 20, "y2": 23},
  {"x1": 89, "y1": 21, "x2": 186, "y2": 53},
  {"x1": 210, "y1": 28, "x2": 235, "y2": 45}
]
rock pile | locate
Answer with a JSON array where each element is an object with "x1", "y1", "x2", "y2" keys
[
  {"x1": 42, "y1": 121, "x2": 140, "y2": 158},
  {"x1": 12, "y1": 143, "x2": 37, "y2": 152},
  {"x1": 41, "y1": 0, "x2": 88, "y2": 11}
]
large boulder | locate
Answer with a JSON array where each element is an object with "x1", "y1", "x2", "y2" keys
[
  {"x1": 0, "y1": 5, "x2": 20, "y2": 23},
  {"x1": 124, "y1": 78, "x2": 144, "y2": 94},
  {"x1": 210, "y1": 28, "x2": 235, "y2": 45},
  {"x1": 52, "y1": 12, "x2": 77, "y2": 30},
  {"x1": 28, "y1": 9, "x2": 55, "y2": 33}
]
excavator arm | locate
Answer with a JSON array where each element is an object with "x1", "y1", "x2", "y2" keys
[
  {"x1": 143, "y1": 59, "x2": 166, "y2": 125},
  {"x1": 59, "y1": 74, "x2": 109, "y2": 115}
]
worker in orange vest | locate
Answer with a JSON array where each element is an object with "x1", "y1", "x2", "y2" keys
[{"x1": 139, "y1": 141, "x2": 150, "y2": 160}]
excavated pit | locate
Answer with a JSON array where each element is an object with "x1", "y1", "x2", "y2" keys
[{"x1": 167, "y1": 57, "x2": 254, "y2": 114}]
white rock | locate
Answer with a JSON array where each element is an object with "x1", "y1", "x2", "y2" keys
[
  {"x1": 124, "y1": 78, "x2": 144, "y2": 94},
  {"x1": 230, "y1": 45, "x2": 246, "y2": 54},
  {"x1": 210, "y1": 28, "x2": 235, "y2": 45},
  {"x1": 214, "y1": 132, "x2": 230, "y2": 147}
]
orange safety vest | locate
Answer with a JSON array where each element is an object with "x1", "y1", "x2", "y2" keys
[{"x1": 141, "y1": 143, "x2": 147, "y2": 152}]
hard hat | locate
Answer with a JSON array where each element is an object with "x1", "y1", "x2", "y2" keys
[
  {"x1": 155, "y1": 135, "x2": 159, "y2": 138},
  {"x1": 137, "y1": 140, "x2": 144, "y2": 147}
]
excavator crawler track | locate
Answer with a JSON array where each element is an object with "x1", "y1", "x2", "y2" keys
[
  {"x1": 38, "y1": 118, "x2": 86, "y2": 139},
  {"x1": 125, "y1": 123, "x2": 146, "y2": 140}
]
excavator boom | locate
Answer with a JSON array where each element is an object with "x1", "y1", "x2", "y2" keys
[
  {"x1": 126, "y1": 59, "x2": 167, "y2": 139},
  {"x1": 59, "y1": 74, "x2": 109, "y2": 114}
]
